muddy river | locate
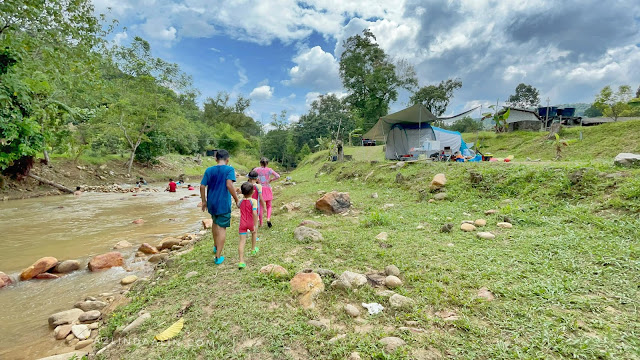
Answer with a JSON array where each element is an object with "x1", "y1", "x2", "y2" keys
[{"x1": 0, "y1": 186, "x2": 206, "y2": 359}]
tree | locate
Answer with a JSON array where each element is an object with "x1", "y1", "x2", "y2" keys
[
  {"x1": 202, "y1": 92, "x2": 261, "y2": 137},
  {"x1": 594, "y1": 85, "x2": 633, "y2": 122},
  {"x1": 410, "y1": 79, "x2": 462, "y2": 116},
  {"x1": 339, "y1": 29, "x2": 417, "y2": 131},
  {"x1": 507, "y1": 83, "x2": 540, "y2": 109},
  {"x1": 584, "y1": 104, "x2": 603, "y2": 118},
  {"x1": 293, "y1": 94, "x2": 355, "y2": 149},
  {"x1": 636, "y1": 85, "x2": 640, "y2": 99},
  {"x1": 483, "y1": 107, "x2": 511, "y2": 133},
  {"x1": 447, "y1": 116, "x2": 482, "y2": 133}
]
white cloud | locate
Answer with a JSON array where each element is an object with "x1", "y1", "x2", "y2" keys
[
  {"x1": 288, "y1": 114, "x2": 300, "y2": 123},
  {"x1": 232, "y1": 59, "x2": 248, "y2": 94},
  {"x1": 210, "y1": 47, "x2": 221, "y2": 52},
  {"x1": 250, "y1": 85, "x2": 274, "y2": 100},
  {"x1": 284, "y1": 46, "x2": 342, "y2": 92},
  {"x1": 219, "y1": 57, "x2": 225, "y2": 63},
  {"x1": 112, "y1": 31, "x2": 128, "y2": 46},
  {"x1": 305, "y1": 91, "x2": 347, "y2": 107},
  {"x1": 140, "y1": 18, "x2": 177, "y2": 41}
]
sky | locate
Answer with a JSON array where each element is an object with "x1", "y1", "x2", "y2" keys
[{"x1": 93, "y1": 0, "x2": 640, "y2": 126}]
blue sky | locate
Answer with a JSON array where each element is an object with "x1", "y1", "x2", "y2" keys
[{"x1": 94, "y1": 0, "x2": 640, "y2": 127}]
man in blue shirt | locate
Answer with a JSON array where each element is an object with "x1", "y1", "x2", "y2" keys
[{"x1": 200, "y1": 149, "x2": 239, "y2": 265}]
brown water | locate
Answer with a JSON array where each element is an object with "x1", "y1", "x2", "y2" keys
[{"x1": 0, "y1": 186, "x2": 206, "y2": 359}]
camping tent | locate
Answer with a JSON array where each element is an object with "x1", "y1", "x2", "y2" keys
[{"x1": 432, "y1": 127, "x2": 471, "y2": 156}]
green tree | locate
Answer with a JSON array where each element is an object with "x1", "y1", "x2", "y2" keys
[
  {"x1": 447, "y1": 116, "x2": 482, "y2": 133},
  {"x1": 202, "y1": 92, "x2": 261, "y2": 137},
  {"x1": 583, "y1": 104, "x2": 603, "y2": 118},
  {"x1": 410, "y1": 79, "x2": 462, "y2": 116},
  {"x1": 293, "y1": 94, "x2": 355, "y2": 149},
  {"x1": 507, "y1": 83, "x2": 540, "y2": 109},
  {"x1": 594, "y1": 85, "x2": 632, "y2": 122},
  {"x1": 636, "y1": 85, "x2": 640, "y2": 99},
  {"x1": 339, "y1": 29, "x2": 417, "y2": 131}
]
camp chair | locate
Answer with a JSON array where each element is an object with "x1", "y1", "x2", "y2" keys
[{"x1": 442, "y1": 147, "x2": 453, "y2": 161}]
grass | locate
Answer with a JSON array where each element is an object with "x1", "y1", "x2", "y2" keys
[{"x1": 97, "y1": 146, "x2": 640, "y2": 359}]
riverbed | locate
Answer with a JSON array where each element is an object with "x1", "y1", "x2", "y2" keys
[{"x1": 0, "y1": 187, "x2": 206, "y2": 359}]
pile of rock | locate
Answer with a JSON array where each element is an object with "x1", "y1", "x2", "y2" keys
[
  {"x1": 0, "y1": 257, "x2": 83, "y2": 290},
  {"x1": 81, "y1": 184, "x2": 160, "y2": 194},
  {"x1": 48, "y1": 295, "x2": 110, "y2": 350},
  {"x1": 449, "y1": 210, "x2": 515, "y2": 240}
]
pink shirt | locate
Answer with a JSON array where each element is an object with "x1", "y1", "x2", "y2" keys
[{"x1": 253, "y1": 167, "x2": 280, "y2": 188}]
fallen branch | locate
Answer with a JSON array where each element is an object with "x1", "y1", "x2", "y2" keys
[{"x1": 27, "y1": 173, "x2": 74, "y2": 194}]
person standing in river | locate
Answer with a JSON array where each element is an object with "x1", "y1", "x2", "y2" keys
[
  {"x1": 252, "y1": 157, "x2": 280, "y2": 228},
  {"x1": 200, "y1": 149, "x2": 239, "y2": 265}
]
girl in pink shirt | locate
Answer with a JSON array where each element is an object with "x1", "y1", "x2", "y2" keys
[{"x1": 253, "y1": 157, "x2": 280, "y2": 228}]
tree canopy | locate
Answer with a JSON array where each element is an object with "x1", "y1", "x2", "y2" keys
[
  {"x1": 410, "y1": 79, "x2": 462, "y2": 117},
  {"x1": 508, "y1": 83, "x2": 540, "y2": 109}
]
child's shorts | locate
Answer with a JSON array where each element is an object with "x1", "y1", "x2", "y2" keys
[{"x1": 239, "y1": 225, "x2": 255, "y2": 235}]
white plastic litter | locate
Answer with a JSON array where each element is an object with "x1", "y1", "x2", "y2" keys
[{"x1": 361, "y1": 302, "x2": 384, "y2": 315}]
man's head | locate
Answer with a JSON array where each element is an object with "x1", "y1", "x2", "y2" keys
[
  {"x1": 248, "y1": 170, "x2": 258, "y2": 182},
  {"x1": 216, "y1": 149, "x2": 230, "y2": 164},
  {"x1": 241, "y1": 182, "x2": 254, "y2": 197},
  {"x1": 140, "y1": 177, "x2": 144, "y2": 181},
  {"x1": 169, "y1": 178, "x2": 173, "y2": 182},
  {"x1": 76, "y1": 186, "x2": 81, "y2": 191},
  {"x1": 260, "y1": 157, "x2": 269, "y2": 167}
]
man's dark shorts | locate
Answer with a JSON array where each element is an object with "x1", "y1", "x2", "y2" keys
[{"x1": 212, "y1": 213, "x2": 231, "y2": 228}]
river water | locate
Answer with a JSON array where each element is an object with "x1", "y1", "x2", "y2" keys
[{"x1": 0, "y1": 186, "x2": 206, "y2": 359}]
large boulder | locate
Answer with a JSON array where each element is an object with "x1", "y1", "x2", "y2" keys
[
  {"x1": 294, "y1": 226, "x2": 323, "y2": 242},
  {"x1": 429, "y1": 173, "x2": 447, "y2": 191},
  {"x1": 0, "y1": 271, "x2": 13, "y2": 288},
  {"x1": 48, "y1": 308, "x2": 85, "y2": 328},
  {"x1": 259, "y1": 264, "x2": 289, "y2": 278},
  {"x1": 614, "y1": 153, "x2": 640, "y2": 167},
  {"x1": 53, "y1": 260, "x2": 81, "y2": 274},
  {"x1": 290, "y1": 272, "x2": 324, "y2": 309},
  {"x1": 20, "y1": 257, "x2": 58, "y2": 281},
  {"x1": 315, "y1": 191, "x2": 351, "y2": 214},
  {"x1": 88, "y1": 252, "x2": 123, "y2": 271},
  {"x1": 138, "y1": 243, "x2": 159, "y2": 255}
]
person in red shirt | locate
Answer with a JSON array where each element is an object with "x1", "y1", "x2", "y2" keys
[{"x1": 166, "y1": 178, "x2": 177, "y2": 192}]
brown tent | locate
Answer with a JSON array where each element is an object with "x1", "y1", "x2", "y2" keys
[{"x1": 362, "y1": 104, "x2": 438, "y2": 141}]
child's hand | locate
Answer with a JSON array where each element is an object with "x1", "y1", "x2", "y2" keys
[{"x1": 201, "y1": 201, "x2": 207, "y2": 212}]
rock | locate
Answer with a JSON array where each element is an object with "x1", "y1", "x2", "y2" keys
[
  {"x1": 395, "y1": 161, "x2": 406, "y2": 169},
  {"x1": 171, "y1": 245, "x2": 182, "y2": 251},
  {"x1": 119, "y1": 312, "x2": 151, "y2": 336},
  {"x1": 435, "y1": 310, "x2": 459, "y2": 321},
  {"x1": 477, "y1": 287, "x2": 495, "y2": 301},
  {"x1": 120, "y1": 275, "x2": 138, "y2": 285},
  {"x1": 384, "y1": 265, "x2": 400, "y2": 277},
  {"x1": 49, "y1": 309, "x2": 85, "y2": 327},
  {"x1": 88, "y1": 322, "x2": 99, "y2": 330},
  {"x1": 132, "y1": 219, "x2": 144, "y2": 224},
  {"x1": 75, "y1": 339, "x2": 93, "y2": 350},
  {"x1": 371, "y1": 192, "x2": 378, "y2": 199},
  {"x1": 385, "y1": 275, "x2": 402, "y2": 289},
  {"x1": 88, "y1": 252, "x2": 123, "y2": 271},
  {"x1": 395, "y1": 172, "x2": 405, "y2": 183},
  {"x1": 328, "y1": 334, "x2": 346, "y2": 343},
  {"x1": 416, "y1": 224, "x2": 425, "y2": 230},
  {"x1": 307, "y1": 319, "x2": 329, "y2": 329},
  {"x1": 184, "y1": 271, "x2": 198, "y2": 279},
  {"x1": 138, "y1": 243, "x2": 159, "y2": 255},
  {"x1": 289, "y1": 272, "x2": 324, "y2": 309},
  {"x1": 474, "y1": 219, "x2": 487, "y2": 227},
  {"x1": 19, "y1": 256, "x2": 58, "y2": 280},
  {"x1": 148, "y1": 253, "x2": 169, "y2": 263},
  {"x1": 349, "y1": 352, "x2": 362, "y2": 360},
  {"x1": 469, "y1": 171, "x2": 483, "y2": 184},
  {"x1": 344, "y1": 304, "x2": 360, "y2": 317},
  {"x1": 79, "y1": 310, "x2": 101, "y2": 323},
  {"x1": 430, "y1": 173, "x2": 447, "y2": 191},
  {"x1": 35, "y1": 273, "x2": 59, "y2": 280},
  {"x1": 332, "y1": 271, "x2": 368, "y2": 290},
  {"x1": 202, "y1": 219, "x2": 213, "y2": 229},
  {"x1": 299, "y1": 220, "x2": 321, "y2": 228},
  {"x1": 477, "y1": 232, "x2": 496, "y2": 240},
  {"x1": 376, "y1": 289, "x2": 396, "y2": 297},
  {"x1": 440, "y1": 223, "x2": 453, "y2": 233},
  {"x1": 259, "y1": 264, "x2": 288, "y2": 278},
  {"x1": 485, "y1": 209, "x2": 498, "y2": 215},
  {"x1": 71, "y1": 324, "x2": 90, "y2": 340},
  {"x1": 315, "y1": 191, "x2": 351, "y2": 214},
  {"x1": 379, "y1": 337, "x2": 406, "y2": 352},
  {"x1": 53, "y1": 260, "x2": 80, "y2": 274},
  {"x1": 614, "y1": 153, "x2": 640, "y2": 167},
  {"x1": 0, "y1": 271, "x2": 12, "y2": 288},
  {"x1": 54, "y1": 324, "x2": 73, "y2": 340},
  {"x1": 294, "y1": 226, "x2": 323, "y2": 242},
  {"x1": 158, "y1": 237, "x2": 181, "y2": 250},
  {"x1": 113, "y1": 240, "x2": 132, "y2": 249},
  {"x1": 497, "y1": 222, "x2": 513, "y2": 229},
  {"x1": 315, "y1": 268, "x2": 335, "y2": 278},
  {"x1": 366, "y1": 273, "x2": 386, "y2": 287},
  {"x1": 433, "y1": 193, "x2": 447, "y2": 201},
  {"x1": 65, "y1": 334, "x2": 74, "y2": 341},
  {"x1": 389, "y1": 294, "x2": 415, "y2": 309},
  {"x1": 383, "y1": 203, "x2": 395, "y2": 210},
  {"x1": 74, "y1": 300, "x2": 107, "y2": 312},
  {"x1": 460, "y1": 223, "x2": 476, "y2": 232},
  {"x1": 281, "y1": 202, "x2": 301, "y2": 212},
  {"x1": 428, "y1": 199, "x2": 435, "y2": 203}
]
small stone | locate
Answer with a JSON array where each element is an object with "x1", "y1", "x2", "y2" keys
[
  {"x1": 157, "y1": 237, "x2": 181, "y2": 250},
  {"x1": 307, "y1": 319, "x2": 329, "y2": 329},
  {"x1": 416, "y1": 224, "x2": 425, "y2": 230},
  {"x1": 332, "y1": 271, "x2": 368, "y2": 290},
  {"x1": 113, "y1": 240, "x2": 132, "y2": 249},
  {"x1": 497, "y1": 222, "x2": 513, "y2": 229},
  {"x1": 120, "y1": 275, "x2": 138, "y2": 285},
  {"x1": 474, "y1": 219, "x2": 487, "y2": 227},
  {"x1": 440, "y1": 223, "x2": 453, "y2": 233},
  {"x1": 435, "y1": 310, "x2": 459, "y2": 321},
  {"x1": 433, "y1": 193, "x2": 447, "y2": 201},
  {"x1": 138, "y1": 243, "x2": 159, "y2": 255},
  {"x1": 65, "y1": 334, "x2": 74, "y2": 341},
  {"x1": 148, "y1": 253, "x2": 169, "y2": 263},
  {"x1": 75, "y1": 339, "x2": 93, "y2": 350},
  {"x1": 259, "y1": 264, "x2": 288, "y2": 278},
  {"x1": 53, "y1": 260, "x2": 81, "y2": 274},
  {"x1": 344, "y1": 304, "x2": 360, "y2": 317},
  {"x1": 328, "y1": 334, "x2": 346, "y2": 343},
  {"x1": 460, "y1": 223, "x2": 476, "y2": 232},
  {"x1": 376, "y1": 289, "x2": 396, "y2": 297},
  {"x1": 447, "y1": 243, "x2": 454, "y2": 247},
  {"x1": 315, "y1": 268, "x2": 335, "y2": 278},
  {"x1": 79, "y1": 310, "x2": 101, "y2": 323},
  {"x1": 429, "y1": 173, "x2": 447, "y2": 191},
  {"x1": 54, "y1": 324, "x2": 73, "y2": 340},
  {"x1": 477, "y1": 287, "x2": 495, "y2": 301},
  {"x1": 477, "y1": 232, "x2": 496, "y2": 240},
  {"x1": 185, "y1": 271, "x2": 198, "y2": 279},
  {"x1": 379, "y1": 337, "x2": 406, "y2": 352},
  {"x1": 485, "y1": 209, "x2": 498, "y2": 215},
  {"x1": 371, "y1": 193, "x2": 378, "y2": 199},
  {"x1": 349, "y1": 352, "x2": 362, "y2": 360},
  {"x1": 71, "y1": 324, "x2": 90, "y2": 340},
  {"x1": 383, "y1": 203, "x2": 394, "y2": 209},
  {"x1": 428, "y1": 199, "x2": 435, "y2": 203},
  {"x1": 384, "y1": 265, "x2": 400, "y2": 277},
  {"x1": 74, "y1": 300, "x2": 107, "y2": 312},
  {"x1": 35, "y1": 273, "x2": 59, "y2": 280},
  {"x1": 375, "y1": 232, "x2": 388, "y2": 241},
  {"x1": 385, "y1": 275, "x2": 402, "y2": 289},
  {"x1": 389, "y1": 294, "x2": 415, "y2": 309},
  {"x1": 88, "y1": 322, "x2": 99, "y2": 330},
  {"x1": 294, "y1": 226, "x2": 323, "y2": 242}
]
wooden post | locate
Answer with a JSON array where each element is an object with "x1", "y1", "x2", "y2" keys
[{"x1": 27, "y1": 173, "x2": 74, "y2": 193}]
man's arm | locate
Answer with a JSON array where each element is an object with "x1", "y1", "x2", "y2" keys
[
  {"x1": 227, "y1": 179, "x2": 239, "y2": 206},
  {"x1": 200, "y1": 185, "x2": 207, "y2": 212}
]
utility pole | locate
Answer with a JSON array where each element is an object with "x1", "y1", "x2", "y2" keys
[{"x1": 544, "y1": 97, "x2": 550, "y2": 131}]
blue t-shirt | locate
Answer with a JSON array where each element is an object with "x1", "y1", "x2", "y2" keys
[{"x1": 200, "y1": 165, "x2": 236, "y2": 215}]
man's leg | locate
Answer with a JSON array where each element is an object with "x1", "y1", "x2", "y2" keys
[
  {"x1": 215, "y1": 225, "x2": 226, "y2": 258},
  {"x1": 212, "y1": 222, "x2": 219, "y2": 255}
]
